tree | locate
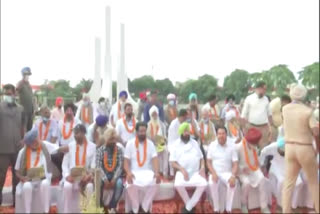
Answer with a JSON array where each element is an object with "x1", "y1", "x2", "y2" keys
[
  {"x1": 129, "y1": 75, "x2": 155, "y2": 97},
  {"x1": 154, "y1": 78, "x2": 176, "y2": 102},
  {"x1": 249, "y1": 72, "x2": 263, "y2": 89},
  {"x1": 299, "y1": 62, "x2": 319, "y2": 90},
  {"x1": 73, "y1": 79, "x2": 93, "y2": 101},
  {"x1": 223, "y1": 69, "x2": 250, "y2": 103}
]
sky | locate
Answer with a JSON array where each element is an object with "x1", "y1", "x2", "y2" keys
[{"x1": 1, "y1": 0, "x2": 319, "y2": 87}]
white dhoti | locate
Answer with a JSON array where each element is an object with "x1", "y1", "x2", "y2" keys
[
  {"x1": 125, "y1": 170, "x2": 158, "y2": 213},
  {"x1": 15, "y1": 179, "x2": 50, "y2": 214},
  {"x1": 209, "y1": 172, "x2": 236, "y2": 212},
  {"x1": 61, "y1": 180, "x2": 94, "y2": 213},
  {"x1": 174, "y1": 171, "x2": 207, "y2": 211}
]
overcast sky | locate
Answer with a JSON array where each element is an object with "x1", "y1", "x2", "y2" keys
[{"x1": 1, "y1": 0, "x2": 319, "y2": 87}]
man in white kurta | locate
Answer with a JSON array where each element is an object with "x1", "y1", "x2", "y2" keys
[
  {"x1": 61, "y1": 124, "x2": 96, "y2": 213},
  {"x1": 110, "y1": 91, "x2": 128, "y2": 127},
  {"x1": 170, "y1": 122, "x2": 207, "y2": 213},
  {"x1": 116, "y1": 102, "x2": 137, "y2": 146},
  {"x1": 75, "y1": 93, "x2": 94, "y2": 129},
  {"x1": 236, "y1": 128, "x2": 271, "y2": 213},
  {"x1": 207, "y1": 126, "x2": 238, "y2": 213},
  {"x1": 15, "y1": 129, "x2": 59, "y2": 213},
  {"x1": 124, "y1": 122, "x2": 160, "y2": 213}
]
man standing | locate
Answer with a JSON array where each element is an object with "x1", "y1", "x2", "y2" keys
[
  {"x1": 124, "y1": 122, "x2": 160, "y2": 214},
  {"x1": 137, "y1": 92, "x2": 147, "y2": 121},
  {"x1": 241, "y1": 81, "x2": 273, "y2": 149},
  {"x1": 165, "y1": 93, "x2": 178, "y2": 126},
  {"x1": 93, "y1": 97, "x2": 110, "y2": 120},
  {"x1": 110, "y1": 91, "x2": 128, "y2": 127},
  {"x1": 61, "y1": 124, "x2": 96, "y2": 213},
  {"x1": 51, "y1": 97, "x2": 64, "y2": 122},
  {"x1": 34, "y1": 106, "x2": 59, "y2": 144},
  {"x1": 220, "y1": 94, "x2": 240, "y2": 123},
  {"x1": 188, "y1": 93, "x2": 200, "y2": 121},
  {"x1": 16, "y1": 67, "x2": 34, "y2": 131},
  {"x1": 170, "y1": 122, "x2": 207, "y2": 213},
  {"x1": 203, "y1": 94, "x2": 222, "y2": 127},
  {"x1": 207, "y1": 126, "x2": 238, "y2": 213},
  {"x1": 75, "y1": 93, "x2": 94, "y2": 128},
  {"x1": 116, "y1": 103, "x2": 137, "y2": 146},
  {"x1": 236, "y1": 128, "x2": 270, "y2": 213},
  {"x1": 282, "y1": 84, "x2": 319, "y2": 213},
  {"x1": 96, "y1": 128, "x2": 124, "y2": 213},
  {"x1": 143, "y1": 90, "x2": 165, "y2": 123},
  {"x1": 0, "y1": 84, "x2": 25, "y2": 206}
]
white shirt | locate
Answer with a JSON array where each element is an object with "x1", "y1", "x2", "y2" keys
[
  {"x1": 110, "y1": 101, "x2": 124, "y2": 126},
  {"x1": 124, "y1": 138, "x2": 157, "y2": 172},
  {"x1": 33, "y1": 119, "x2": 59, "y2": 143},
  {"x1": 58, "y1": 118, "x2": 81, "y2": 146},
  {"x1": 204, "y1": 103, "x2": 221, "y2": 119},
  {"x1": 15, "y1": 141, "x2": 59, "y2": 179},
  {"x1": 260, "y1": 142, "x2": 285, "y2": 176},
  {"x1": 116, "y1": 117, "x2": 137, "y2": 144},
  {"x1": 62, "y1": 139, "x2": 96, "y2": 179},
  {"x1": 220, "y1": 104, "x2": 240, "y2": 120},
  {"x1": 169, "y1": 139, "x2": 203, "y2": 177},
  {"x1": 207, "y1": 138, "x2": 238, "y2": 175},
  {"x1": 241, "y1": 93, "x2": 271, "y2": 125},
  {"x1": 167, "y1": 118, "x2": 181, "y2": 152}
]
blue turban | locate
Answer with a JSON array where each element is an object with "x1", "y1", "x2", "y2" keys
[
  {"x1": 23, "y1": 128, "x2": 38, "y2": 145},
  {"x1": 119, "y1": 91, "x2": 128, "y2": 98},
  {"x1": 277, "y1": 137, "x2": 285, "y2": 151},
  {"x1": 21, "y1": 67, "x2": 32, "y2": 75},
  {"x1": 189, "y1": 93, "x2": 197, "y2": 101},
  {"x1": 95, "y1": 115, "x2": 108, "y2": 127}
]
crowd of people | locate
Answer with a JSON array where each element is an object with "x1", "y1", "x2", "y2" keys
[{"x1": 0, "y1": 67, "x2": 319, "y2": 214}]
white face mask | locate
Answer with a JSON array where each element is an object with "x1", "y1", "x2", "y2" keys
[
  {"x1": 3, "y1": 95, "x2": 14, "y2": 103},
  {"x1": 99, "y1": 102, "x2": 106, "y2": 108},
  {"x1": 24, "y1": 75, "x2": 29, "y2": 81},
  {"x1": 169, "y1": 100, "x2": 175, "y2": 106},
  {"x1": 42, "y1": 117, "x2": 49, "y2": 123},
  {"x1": 83, "y1": 100, "x2": 89, "y2": 106}
]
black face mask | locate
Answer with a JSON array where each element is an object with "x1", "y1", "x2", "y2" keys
[
  {"x1": 138, "y1": 135, "x2": 146, "y2": 142},
  {"x1": 181, "y1": 135, "x2": 190, "y2": 143}
]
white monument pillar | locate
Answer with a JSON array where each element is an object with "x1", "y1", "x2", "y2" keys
[
  {"x1": 100, "y1": 6, "x2": 112, "y2": 101},
  {"x1": 88, "y1": 37, "x2": 102, "y2": 103}
]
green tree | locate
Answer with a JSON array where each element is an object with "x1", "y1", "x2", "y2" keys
[
  {"x1": 223, "y1": 69, "x2": 250, "y2": 103},
  {"x1": 129, "y1": 75, "x2": 155, "y2": 97},
  {"x1": 73, "y1": 79, "x2": 93, "y2": 101},
  {"x1": 299, "y1": 62, "x2": 319, "y2": 90},
  {"x1": 249, "y1": 72, "x2": 263, "y2": 89}
]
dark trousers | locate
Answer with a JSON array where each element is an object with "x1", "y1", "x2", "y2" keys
[
  {"x1": 51, "y1": 152, "x2": 64, "y2": 175},
  {"x1": 0, "y1": 154, "x2": 18, "y2": 206},
  {"x1": 25, "y1": 112, "x2": 33, "y2": 132}
]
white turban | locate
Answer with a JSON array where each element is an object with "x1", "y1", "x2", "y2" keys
[
  {"x1": 149, "y1": 105, "x2": 159, "y2": 118},
  {"x1": 289, "y1": 83, "x2": 307, "y2": 101},
  {"x1": 201, "y1": 105, "x2": 210, "y2": 114},
  {"x1": 167, "y1": 93, "x2": 176, "y2": 100},
  {"x1": 225, "y1": 110, "x2": 236, "y2": 121}
]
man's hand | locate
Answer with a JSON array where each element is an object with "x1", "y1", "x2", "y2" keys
[
  {"x1": 66, "y1": 175, "x2": 74, "y2": 183},
  {"x1": 199, "y1": 168, "x2": 206, "y2": 179},
  {"x1": 126, "y1": 172, "x2": 135, "y2": 184},
  {"x1": 104, "y1": 180, "x2": 114, "y2": 189},
  {"x1": 58, "y1": 146, "x2": 69, "y2": 154},
  {"x1": 181, "y1": 168, "x2": 189, "y2": 181},
  {"x1": 154, "y1": 173, "x2": 161, "y2": 184},
  {"x1": 228, "y1": 176, "x2": 236, "y2": 188},
  {"x1": 20, "y1": 176, "x2": 30, "y2": 183},
  {"x1": 242, "y1": 167, "x2": 250, "y2": 175},
  {"x1": 211, "y1": 173, "x2": 219, "y2": 183}
]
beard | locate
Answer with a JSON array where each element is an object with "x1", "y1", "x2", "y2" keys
[
  {"x1": 181, "y1": 135, "x2": 190, "y2": 143},
  {"x1": 126, "y1": 113, "x2": 133, "y2": 118},
  {"x1": 138, "y1": 135, "x2": 146, "y2": 142}
]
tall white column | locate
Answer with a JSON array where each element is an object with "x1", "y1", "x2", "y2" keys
[{"x1": 88, "y1": 37, "x2": 102, "y2": 103}]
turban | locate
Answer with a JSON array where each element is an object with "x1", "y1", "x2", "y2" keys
[
  {"x1": 277, "y1": 137, "x2": 285, "y2": 151},
  {"x1": 290, "y1": 83, "x2": 307, "y2": 101},
  {"x1": 167, "y1": 93, "x2": 176, "y2": 100},
  {"x1": 178, "y1": 122, "x2": 190, "y2": 135},
  {"x1": 225, "y1": 110, "x2": 236, "y2": 121},
  {"x1": 21, "y1": 67, "x2": 32, "y2": 75},
  {"x1": 95, "y1": 115, "x2": 108, "y2": 127},
  {"x1": 188, "y1": 93, "x2": 197, "y2": 101},
  {"x1": 119, "y1": 91, "x2": 128, "y2": 98},
  {"x1": 149, "y1": 105, "x2": 159, "y2": 118},
  {"x1": 139, "y1": 92, "x2": 147, "y2": 100},
  {"x1": 55, "y1": 97, "x2": 64, "y2": 107},
  {"x1": 23, "y1": 128, "x2": 38, "y2": 145},
  {"x1": 103, "y1": 128, "x2": 117, "y2": 143},
  {"x1": 244, "y1": 128, "x2": 262, "y2": 145}
]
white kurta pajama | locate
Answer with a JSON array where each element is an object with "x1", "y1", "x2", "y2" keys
[
  {"x1": 124, "y1": 138, "x2": 159, "y2": 213},
  {"x1": 61, "y1": 140, "x2": 96, "y2": 213},
  {"x1": 207, "y1": 138, "x2": 238, "y2": 212},
  {"x1": 15, "y1": 141, "x2": 58, "y2": 213},
  {"x1": 110, "y1": 101, "x2": 125, "y2": 127},
  {"x1": 167, "y1": 118, "x2": 181, "y2": 176},
  {"x1": 57, "y1": 118, "x2": 81, "y2": 146},
  {"x1": 116, "y1": 117, "x2": 137, "y2": 146},
  {"x1": 170, "y1": 139, "x2": 207, "y2": 211}
]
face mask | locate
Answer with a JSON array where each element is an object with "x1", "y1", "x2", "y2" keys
[
  {"x1": 3, "y1": 95, "x2": 14, "y2": 103},
  {"x1": 186, "y1": 119, "x2": 191, "y2": 123},
  {"x1": 203, "y1": 118, "x2": 209, "y2": 123},
  {"x1": 83, "y1": 101, "x2": 89, "y2": 106},
  {"x1": 24, "y1": 75, "x2": 29, "y2": 81},
  {"x1": 169, "y1": 100, "x2": 175, "y2": 106},
  {"x1": 138, "y1": 135, "x2": 146, "y2": 142},
  {"x1": 42, "y1": 117, "x2": 49, "y2": 123},
  {"x1": 99, "y1": 102, "x2": 106, "y2": 107}
]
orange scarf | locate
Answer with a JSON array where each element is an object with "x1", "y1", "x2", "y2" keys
[
  {"x1": 26, "y1": 145, "x2": 41, "y2": 170},
  {"x1": 135, "y1": 137, "x2": 147, "y2": 167},
  {"x1": 209, "y1": 106, "x2": 218, "y2": 118},
  {"x1": 39, "y1": 120, "x2": 51, "y2": 140},
  {"x1": 150, "y1": 123, "x2": 159, "y2": 138},
  {"x1": 228, "y1": 122, "x2": 238, "y2": 137},
  {"x1": 82, "y1": 107, "x2": 90, "y2": 124},
  {"x1": 242, "y1": 138, "x2": 259, "y2": 171},
  {"x1": 76, "y1": 139, "x2": 87, "y2": 166},
  {"x1": 104, "y1": 146, "x2": 118, "y2": 172},
  {"x1": 62, "y1": 116, "x2": 74, "y2": 140},
  {"x1": 200, "y1": 122, "x2": 210, "y2": 142},
  {"x1": 123, "y1": 117, "x2": 136, "y2": 133},
  {"x1": 189, "y1": 123, "x2": 195, "y2": 135}
]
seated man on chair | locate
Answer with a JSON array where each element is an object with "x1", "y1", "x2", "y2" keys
[
  {"x1": 15, "y1": 128, "x2": 60, "y2": 214},
  {"x1": 207, "y1": 126, "x2": 238, "y2": 213},
  {"x1": 61, "y1": 124, "x2": 96, "y2": 213},
  {"x1": 170, "y1": 122, "x2": 208, "y2": 214},
  {"x1": 124, "y1": 122, "x2": 161, "y2": 214},
  {"x1": 96, "y1": 128, "x2": 124, "y2": 213}
]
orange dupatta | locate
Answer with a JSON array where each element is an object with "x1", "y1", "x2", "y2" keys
[
  {"x1": 26, "y1": 145, "x2": 41, "y2": 170},
  {"x1": 62, "y1": 116, "x2": 74, "y2": 140},
  {"x1": 39, "y1": 121, "x2": 51, "y2": 140},
  {"x1": 104, "y1": 146, "x2": 118, "y2": 172},
  {"x1": 242, "y1": 138, "x2": 259, "y2": 171},
  {"x1": 75, "y1": 139, "x2": 87, "y2": 166}
]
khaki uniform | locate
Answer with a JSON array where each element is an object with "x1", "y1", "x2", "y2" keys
[{"x1": 282, "y1": 103, "x2": 319, "y2": 213}]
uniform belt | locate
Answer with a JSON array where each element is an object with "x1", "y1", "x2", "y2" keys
[
  {"x1": 249, "y1": 123, "x2": 268, "y2": 127},
  {"x1": 286, "y1": 141, "x2": 313, "y2": 146}
]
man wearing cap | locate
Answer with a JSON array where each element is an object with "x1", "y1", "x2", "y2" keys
[
  {"x1": 207, "y1": 126, "x2": 238, "y2": 213},
  {"x1": 124, "y1": 122, "x2": 160, "y2": 214},
  {"x1": 0, "y1": 84, "x2": 25, "y2": 206},
  {"x1": 15, "y1": 129, "x2": 60, "y2": 213},
  {"x1": 96, "y1": 128, "x2": 124, "y2": 213},
  {"x1": 116, "y1": 103, "x2": 137, "y2": 146},
  {"x1": 110, "y1": 91, "x2": 128, "y2": 127},
  {"x1": 61, "y1": 124, "x2": 96, "y2": 213},
  {"x1": 75, "y1": 93, "x2": 94, "y2": 128},
  {"x1": 188, "y1": 93, "x2": 200, "y2": 121},
  {"x1": 170, "y1": 122, "x2": 207, "y2": 213},
  {"x1": 260, "y1": 137, "x2": 304, "y2": 212},
  {"x1": 203, "y1": 94, "x2": 222, "y2": 127},
  {"x1": 87, "y1": 115, "x2": 109, "y2": 147},
  {"x1": 33, "y1": 105, "x2": 59, "y2": 144},
  {"x1": 143, "y1": 90, "x2": 165, "y2": 123},
  {"x1": 235, "y1": 128, "x2": 270, "y2": 213},
  {"x1": 16, "y1": 67, "x2": 34, "y2": 131},
  {"x1": 241, "y1": 81, "x2": 273, "y2": 149},
  {"x1": 51, "y1": 97, "x2": 64, "y2": 122},
  {"x1": 137, "y1": 92, "x2": 147, "y2": 121},
  {"x1": 282, "y1": 84, "x2": 319, "y2": 213},
  {"x1": 165, "y1": 93, "x2": 178, "y2": 126}
]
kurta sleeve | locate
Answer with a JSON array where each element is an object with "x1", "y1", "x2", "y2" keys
[
  {"x1": 62, "y1": 152, "x2": 70, "y2": 178},
  {"x1": 241, "y1": 97, "x2": 250, "y2": 119},
  {"x1": 75, "y1": 104, "x2": 82, "y2": 120}
]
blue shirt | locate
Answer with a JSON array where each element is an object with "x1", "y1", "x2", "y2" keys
[{"x1": 143, "y1": 102, "x2": 165, "y2": 123}]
